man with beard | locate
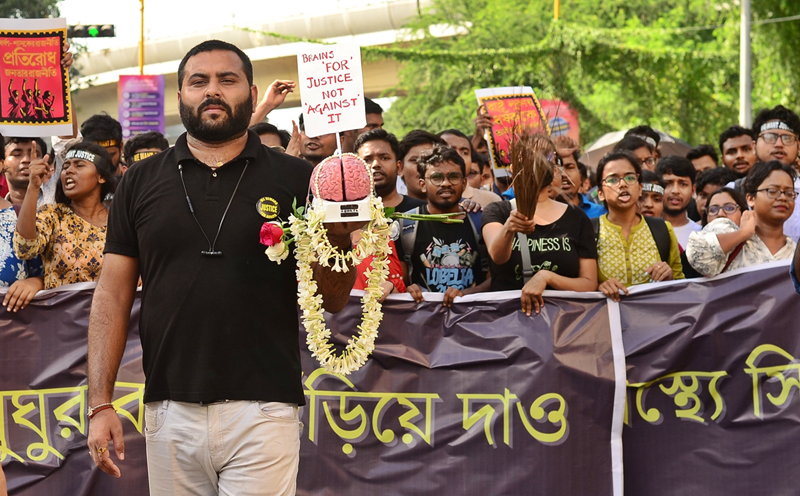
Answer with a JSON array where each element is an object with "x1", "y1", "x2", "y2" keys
[
  {"x1": 718, "y1": 125, "x2": 756, "y2": 177},
  {"x1": 752, "y1": 106, "x2": 800, "y2": 241},
  {"x1": 395, "y1": 144, "x2": 489, "y2": 306},
  {"x1": 655, "y1": 155, "x2": 700, "y2": 248},
  {"x1": 438, "y1": 129, "x2": 500, "y2": 208},
  {"x1": 354, "y1": 128, "x2": 424, "y2": 213},
  {"x1": 86, "y1": 40, "x2": 361, "y2": 496}
]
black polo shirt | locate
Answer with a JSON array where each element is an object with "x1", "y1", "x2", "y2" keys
[{"x1": 106, "y1": 130, "x2": 313, "y2": 404}]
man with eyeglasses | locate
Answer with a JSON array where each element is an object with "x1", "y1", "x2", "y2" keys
[
  {"x1": 753, "y1": 106, "x2": 800, "y2": 167},
  {"x1": 396, "y1": 144, "x2": 490, "y2": 307},
  {"x1": 438, "y1": 129, "x2": 500, "y2": 208},
  {"x1": 655, "y1": 155, "x2": 700, "y2": 249},
  {"x1": 752, "y1": 106, "x2": 800, "y2": 242},
  {"x1": 615, "y1": 135, "x2": 657, "y2": 172}
]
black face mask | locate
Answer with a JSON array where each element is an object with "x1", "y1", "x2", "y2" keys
[{"x1": 179, "y1": 95, "x2": 253, "y2": 144}]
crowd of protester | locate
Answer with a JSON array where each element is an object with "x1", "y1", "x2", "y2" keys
[
  {"x1": 4, "y1": 40, "x2": 800, "y2": 496},
  {"x1": 342, "y1": 101, "x2": 800, "y2": 309},
  {"x1": 3, "y1": 55, "x2": 800, "y2": 319}
]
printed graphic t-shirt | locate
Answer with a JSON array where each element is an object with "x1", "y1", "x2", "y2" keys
[
  {"x1": 396, "y1": 206, "x2": 485, "y2": 292},
  {"x1": 482, "y1": 201, "x2": 597, "y2": 291}
]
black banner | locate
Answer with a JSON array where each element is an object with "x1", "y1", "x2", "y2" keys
[
  {"x1": 0, "y1": 285, "x2": 147, "y2": 496},
  {"x1": 621, "y1": 261, "x2": 800, "y2": 495},
  {"x1": 298, "y1": 292, "x2": 620, "y2": 495},
  {"x1": 0, "y1": 287, "x2": 620, "y2": 495}
]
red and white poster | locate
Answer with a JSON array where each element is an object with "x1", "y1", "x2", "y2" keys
[
  {"x1": 0, "y1": 18, "x2": 72, "y2": 136},
  {"x1": 475, "y1": 86, "x2": 549, "y2": 177}
]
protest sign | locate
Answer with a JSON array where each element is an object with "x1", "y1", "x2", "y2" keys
[
  {"x1": 475, "y1": 87, "x2": 549, "y2": 177},
  {"x1": 297, "y1": 44, "x2": 366, "y2": 138},
  {"x1": 0, "y1": 18, "x2": 72, "y2": 136},
  {"x1": 540, "y1": 99, "x2": 580, "y2": 144},
  {"x1": 118, "y1": 75, "x2": 165, "y2": 137}
]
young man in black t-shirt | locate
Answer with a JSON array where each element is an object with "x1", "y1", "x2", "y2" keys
[
  {"x1": 396, "y1": 144, "x2": 489, "y2": 307},
  {"x1": 85, "y1": 40, "x2": 361, "y2": 495}
]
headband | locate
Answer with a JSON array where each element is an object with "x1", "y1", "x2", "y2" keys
[
  {"x1": 760, "y1": 121, "x2": 794, "y2": 134},
  {"x1": 65, "y1": 149, "x2": 98, "y2": 164},
  {"x1": 630, "y1": 134, "x2": 657, "y2": 148},
  {"x1": 132, "y1": 151, "x2": 157, "y2": 163},
  {"x1": 96, "y1": 139, "x2": 119, "y2": 148},
  {"x1": 642, "y1": 183, "x2": 665, "y2": 195}
]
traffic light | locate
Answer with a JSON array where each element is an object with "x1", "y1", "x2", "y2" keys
[{"x1": 67, "y1": 24, "x2": 115, "y2": 38}]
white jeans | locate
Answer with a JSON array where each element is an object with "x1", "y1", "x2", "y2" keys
[{"x1": 144, "y1": 400, "x2": 301, "y2": 496}]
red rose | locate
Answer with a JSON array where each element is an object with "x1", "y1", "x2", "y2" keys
[{"x1": 260, "y1": 222, "x2": 284, "y2": 247}]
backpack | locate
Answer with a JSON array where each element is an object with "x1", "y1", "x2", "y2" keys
[
  {"x1": 590, "y1": 215, "x2": 671, "y2": 264},
  {"x1": 400, "y1": 206, "x2": 484, "y2": 284}
]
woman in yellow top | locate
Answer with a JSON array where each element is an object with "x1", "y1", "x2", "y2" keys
[
  {"x1": 595, "y1": 150, "x2": 684, "y2": 301},
  {"x1": 14, "y1": 142, "x2": 117, "y2": 289}
]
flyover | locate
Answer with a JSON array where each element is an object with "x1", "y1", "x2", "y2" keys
[{"x1": 70, "y1": 0, "x2": 433, "y2": 139}]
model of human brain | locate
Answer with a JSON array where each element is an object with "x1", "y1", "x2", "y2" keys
[{"x1": 311, "y1": 153, "x2": 372, "y2": 202}]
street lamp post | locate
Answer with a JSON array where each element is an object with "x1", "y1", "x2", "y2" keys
[
  {"x1": 139, "y1": 0, "x2": 145, "y2": 75},
  {"x1": 740, "y1": 0, "x2": 751, "y2": 127}
]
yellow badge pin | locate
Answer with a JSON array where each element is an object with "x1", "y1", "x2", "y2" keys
[{"x1": 256, "y1": 197, "x2": 280, "y2": 219}]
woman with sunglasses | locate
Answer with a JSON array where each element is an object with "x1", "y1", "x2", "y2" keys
[
  {"x1": 595, "y1": 151, "x2": 684, "y2": 302},
  {"x1": 483, "y1": 145, "x2": 598, "y2": 316},
  {"x1": 701, "y1": 188, "x2": 748, "y2": 226},
  {"x1": 14, "y1": 141, "x2": 117, "y2": 289},
  {"x1": 687, "y1": 161, "x2": 797, "y2": 276}
]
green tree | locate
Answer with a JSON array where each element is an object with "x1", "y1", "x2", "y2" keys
[
  {"x1": 0, "y1": 0, "x2": 59, "y2": 18},
  {"x1": 379, "y1": 0, "x2": 799, "y2": 148}
]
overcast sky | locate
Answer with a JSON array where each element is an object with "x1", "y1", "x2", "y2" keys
[
  {"x1": 59, "y1": 0, "x2": 387, "y2": 50},
  {"x1": 58, "y1": 0, "x2": 395, "y2": 132},
  {"x1": 59, "y1": 0, "x2": 393, "y2": 132}
]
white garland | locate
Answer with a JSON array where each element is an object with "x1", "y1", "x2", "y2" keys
[{"x1": 289, "y1": 195, "x2": 392, "y2": 375}]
